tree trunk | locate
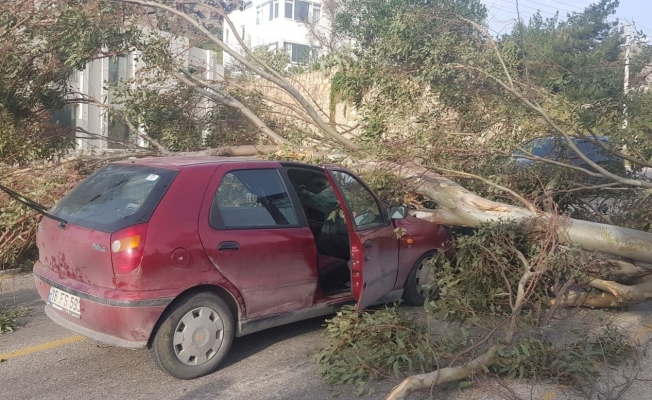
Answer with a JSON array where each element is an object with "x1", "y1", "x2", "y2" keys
[
  {"x1": 381, "y1": 162, "x2": 652, "y2": 264},
  {"x1": 385, "y1": 347, "x2": 499, "y2": 400}
]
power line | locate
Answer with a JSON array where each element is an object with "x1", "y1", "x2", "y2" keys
[
  {"x1": 636, "y1": 22, "x2": 652, "y2": 33},
  {"x1": 632, "y1": 21, "x2": 652, "y2": 37},
  {"x1": 489, "y1": 21, "x2": 518, "y2": 36},
  {"x1": 484, "y1": 3, "x2": 535, "y2": 22},
  {"x1": 546, "y1": 0, "x2": 583, "y2": 10},
  {"x1": 490, "y1": 0, "x2": 562, "y2": 17},
  {"x1": 519, "y1": 0, "x2": 576, "y2": 14},
  {"x1": 487, "y1": 8, "x2": 536, "y2": 21},
  {"x1": 486, "y1": 0, "x2": 575, "y2": 17}
]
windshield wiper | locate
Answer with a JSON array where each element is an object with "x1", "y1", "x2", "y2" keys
[{"x1": 0, "y1": 183, "x2": 68, "y2": 227}]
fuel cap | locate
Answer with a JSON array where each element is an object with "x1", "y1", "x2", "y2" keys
[{"x1": 171, "y1": 248, "x2": 190, "y2": 268}]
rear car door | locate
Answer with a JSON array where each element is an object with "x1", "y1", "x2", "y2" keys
[
  {"x1": 198, "y1": 166, "x2": 319, "y2": 319},
  {"x1": 324, "y1": 167, "x2": 400, "y2": 310}
]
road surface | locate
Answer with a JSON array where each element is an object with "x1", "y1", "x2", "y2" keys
[{"x1": 2, "y1": 272, "x2": 652, "y2": 400}]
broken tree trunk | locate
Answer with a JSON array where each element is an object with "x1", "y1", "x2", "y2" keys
[{"x1": 383, "y1": 162, "x2": 652, "y2": 264}]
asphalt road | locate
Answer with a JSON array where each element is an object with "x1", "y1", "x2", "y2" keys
[
  {"x1": 2, "y1": 272, "x2": 652, "y2": 400},
  {"x1": 0, "y1": 273, "x2": 423, "y2": 400}
]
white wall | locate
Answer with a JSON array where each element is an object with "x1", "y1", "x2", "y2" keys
[{"x1": 223, "y1": 0, "x2": 324, "y2": 66}]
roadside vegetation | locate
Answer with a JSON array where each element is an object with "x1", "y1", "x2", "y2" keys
[{"x1": 0, "y1": 306, "x2": 27, "y2": 334}]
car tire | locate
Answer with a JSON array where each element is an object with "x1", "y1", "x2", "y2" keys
[
  {"x1": 151, "y1": 292, "x2": 234, "y2": 380},
  {"x1": 402, "y1": 250, "x2": 441, "y2": 306}
]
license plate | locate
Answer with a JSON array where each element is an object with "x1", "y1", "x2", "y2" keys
[{"x1": 48, "y1": 286, "x2": 81, "y2": 319}]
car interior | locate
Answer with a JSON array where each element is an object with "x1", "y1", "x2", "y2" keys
[{"x1": 286, "y1": 169, "x2": 352, "y2": 296}]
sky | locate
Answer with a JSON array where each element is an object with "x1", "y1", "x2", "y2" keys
[{"x1": 480, "y1": 0, "x2": 652, "y2": 38}]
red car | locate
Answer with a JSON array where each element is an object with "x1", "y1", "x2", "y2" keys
[{"x1": 34, "y1": 157, "x2": 451, "y2": 379}]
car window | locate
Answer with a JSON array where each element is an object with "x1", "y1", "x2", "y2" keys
[
  {"x1": 575, "y1": 141, "x2": 594, "y2": 159},
  {"x1": 210, "y1": 169, "x2": 298, "y2": 229},
  {"x1": 50, "y1": 164, "x2": 177, "y2": 232},
  {"x1": 532, "y1": 138, "x2": 570, "y2": 159},
  {"x1": 529, "y1": 138, "x2": 555, "y2": 157},
  {"x1": 287, "y1": 169, "x2": 339, "y2": 215},
  {"x1": 330, "y1": 171, "x2": 384, "y2": 230},
  {"x1": 576, "y1": 141, "x2": 618, "y2": 163}
]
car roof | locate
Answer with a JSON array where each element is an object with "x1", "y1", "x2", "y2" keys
[{"x1": 113, "y1": 155, "x2": 288, "y2": 169}]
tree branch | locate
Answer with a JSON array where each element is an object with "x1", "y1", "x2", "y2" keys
[
  {"x1": 114, "y1": 0, "x2": 360, "y2": 149},
  {"x1": 173, "y1": 71, "x2": 288, "y2": 145}
]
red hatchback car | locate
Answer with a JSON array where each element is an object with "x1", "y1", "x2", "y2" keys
[{"x1": 34, "y1": 157, "x2": 451, "y2": 379}]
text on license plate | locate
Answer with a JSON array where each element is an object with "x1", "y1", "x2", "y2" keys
[{"x1": 48, "y1": 286, "x2": 81, "y2": 318}]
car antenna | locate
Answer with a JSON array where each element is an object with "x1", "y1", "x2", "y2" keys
[{"x1": 0, "y1": 183, "x2": 68, "y2": 227}]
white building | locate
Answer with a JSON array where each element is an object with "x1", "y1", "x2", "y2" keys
[
  {"x1": 53, "y1": 34, "x2": 223, "y2": 151},
  {"x1": 223, "y1": 0, "x2": 324, "y2": 66}
]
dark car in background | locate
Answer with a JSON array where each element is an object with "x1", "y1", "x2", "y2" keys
[{"x1": 512, "y1": 136, "x2": 625, "y2": 174}]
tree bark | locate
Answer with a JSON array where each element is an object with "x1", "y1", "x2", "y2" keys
[
  {"x1": 372, "y1": 162, "x2": 652, "y2": 264},
  {"x1": 552, "y1": 278, "x2": 652, "y2": 308},
  {"x1": 385, "y1": 347, "x2": 499, "y2": 400}
]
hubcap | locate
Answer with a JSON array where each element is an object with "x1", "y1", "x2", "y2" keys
[
  {"x1": 173, "y1": 307, "x2": 224, "y2": 366},
  {"x1": 415, "y1": 257, "x2": 439, "y2": 299}
]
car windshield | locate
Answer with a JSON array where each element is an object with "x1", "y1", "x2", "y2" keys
[
  {"x1": 50, "y1": 164, "x2": 177, "y2": 232},
  {"x1": 515, "y1": 137, "x2": 568, "y2": 158}
]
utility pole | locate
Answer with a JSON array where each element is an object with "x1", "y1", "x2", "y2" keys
[{"x1": 622, "y1": 23, "x2": 631, "y2": 130}]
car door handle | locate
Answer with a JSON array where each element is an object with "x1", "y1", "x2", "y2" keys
[{"x1": 218, "y1": 241, "x2": 240, "y2": 252}]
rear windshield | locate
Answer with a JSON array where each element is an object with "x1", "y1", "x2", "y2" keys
[{"x1": 50, "y1": 164, "x2": 178, "y2": 232}]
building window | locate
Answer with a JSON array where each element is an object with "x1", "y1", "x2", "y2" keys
[
  {"x1": 241, "y1": 25, "x2": 245, "y2": 39},
  {"x1": 107, "y1": 115, "x2": 130, "y2": 149},
  {"x1": 225, "y1": 28, "x2": 229, "y2": 43},
  {"x1": 294, "y1": 0, "x2": 309, "y2": 21},
  {"x1": 108, "y1": 55, "x2": 128, "y2": 105},
  {"x1": 284, "y1": 42, "x2": 311, "y2": 63},
  {"x1": 108, "y1": 54, "x2": 128, "y2": 83},
  {"x1": 312, "y1": 4, "x2": 321, "y2": 22},
  {"x1": 284, "y1": 0, "x2": 314, "y2": 22},
  {"x1": 269, "y1": 1, "x2": 274, "y2": 20},
  {"x1": 285, "y1": 0, "x2": 292, "y2": 19},
  {"x1": 51, "y1": 104, "x2": 77, "y2": 136},
  {"x1": 256, "y1": 6, "x2": 260, "y2": 25},
  {"x1": 274, "y1": 0, "x2": 279, "y2": 18}
]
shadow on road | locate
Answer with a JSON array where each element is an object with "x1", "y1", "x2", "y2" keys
[{"x1": 222, "y1": 314, "x2": 330, "y2": 368}]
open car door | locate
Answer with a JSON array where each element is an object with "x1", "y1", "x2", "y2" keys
[{"x1": 324, "y1": 166, "x2": 400, "y2": 310}]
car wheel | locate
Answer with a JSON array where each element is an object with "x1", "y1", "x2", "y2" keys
[
  {"x1": 402, "y1": 250, "x2": 441, "y2": 306},
  {"x1": 151, "y1": 292, "x2": 234, "y2": 379}
]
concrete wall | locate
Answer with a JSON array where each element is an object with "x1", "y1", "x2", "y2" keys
[
  {"x1": 250, "y1": 70, "x2": 458, "y2": 141},
  {"x1": 249, "y1": 70, "x2": 361, "y2": 136}
]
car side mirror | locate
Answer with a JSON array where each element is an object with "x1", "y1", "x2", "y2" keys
[{"x1": 388, "y1": 205, "x2": 408, "y2": 220}]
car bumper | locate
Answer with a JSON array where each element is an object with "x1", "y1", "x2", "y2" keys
[{"x1": 34, "y1": 268, "x2": 173, "y2": 348}]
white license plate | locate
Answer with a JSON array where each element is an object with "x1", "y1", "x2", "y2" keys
[{"x1": 48, "y1": 286, "x2": 81, "y2": 319}]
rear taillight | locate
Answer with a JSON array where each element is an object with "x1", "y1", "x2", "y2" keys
[{"x1": 110, "y1": 223, "x2": 148, "y2": 274}]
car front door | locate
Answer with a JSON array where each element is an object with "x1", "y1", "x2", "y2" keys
[
  {"x1": 198, "y1": 166, "x2": 319, "y2": 319},
  {"x1": 324, "y1": 167, "x2": 400, "y2": 310}
]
